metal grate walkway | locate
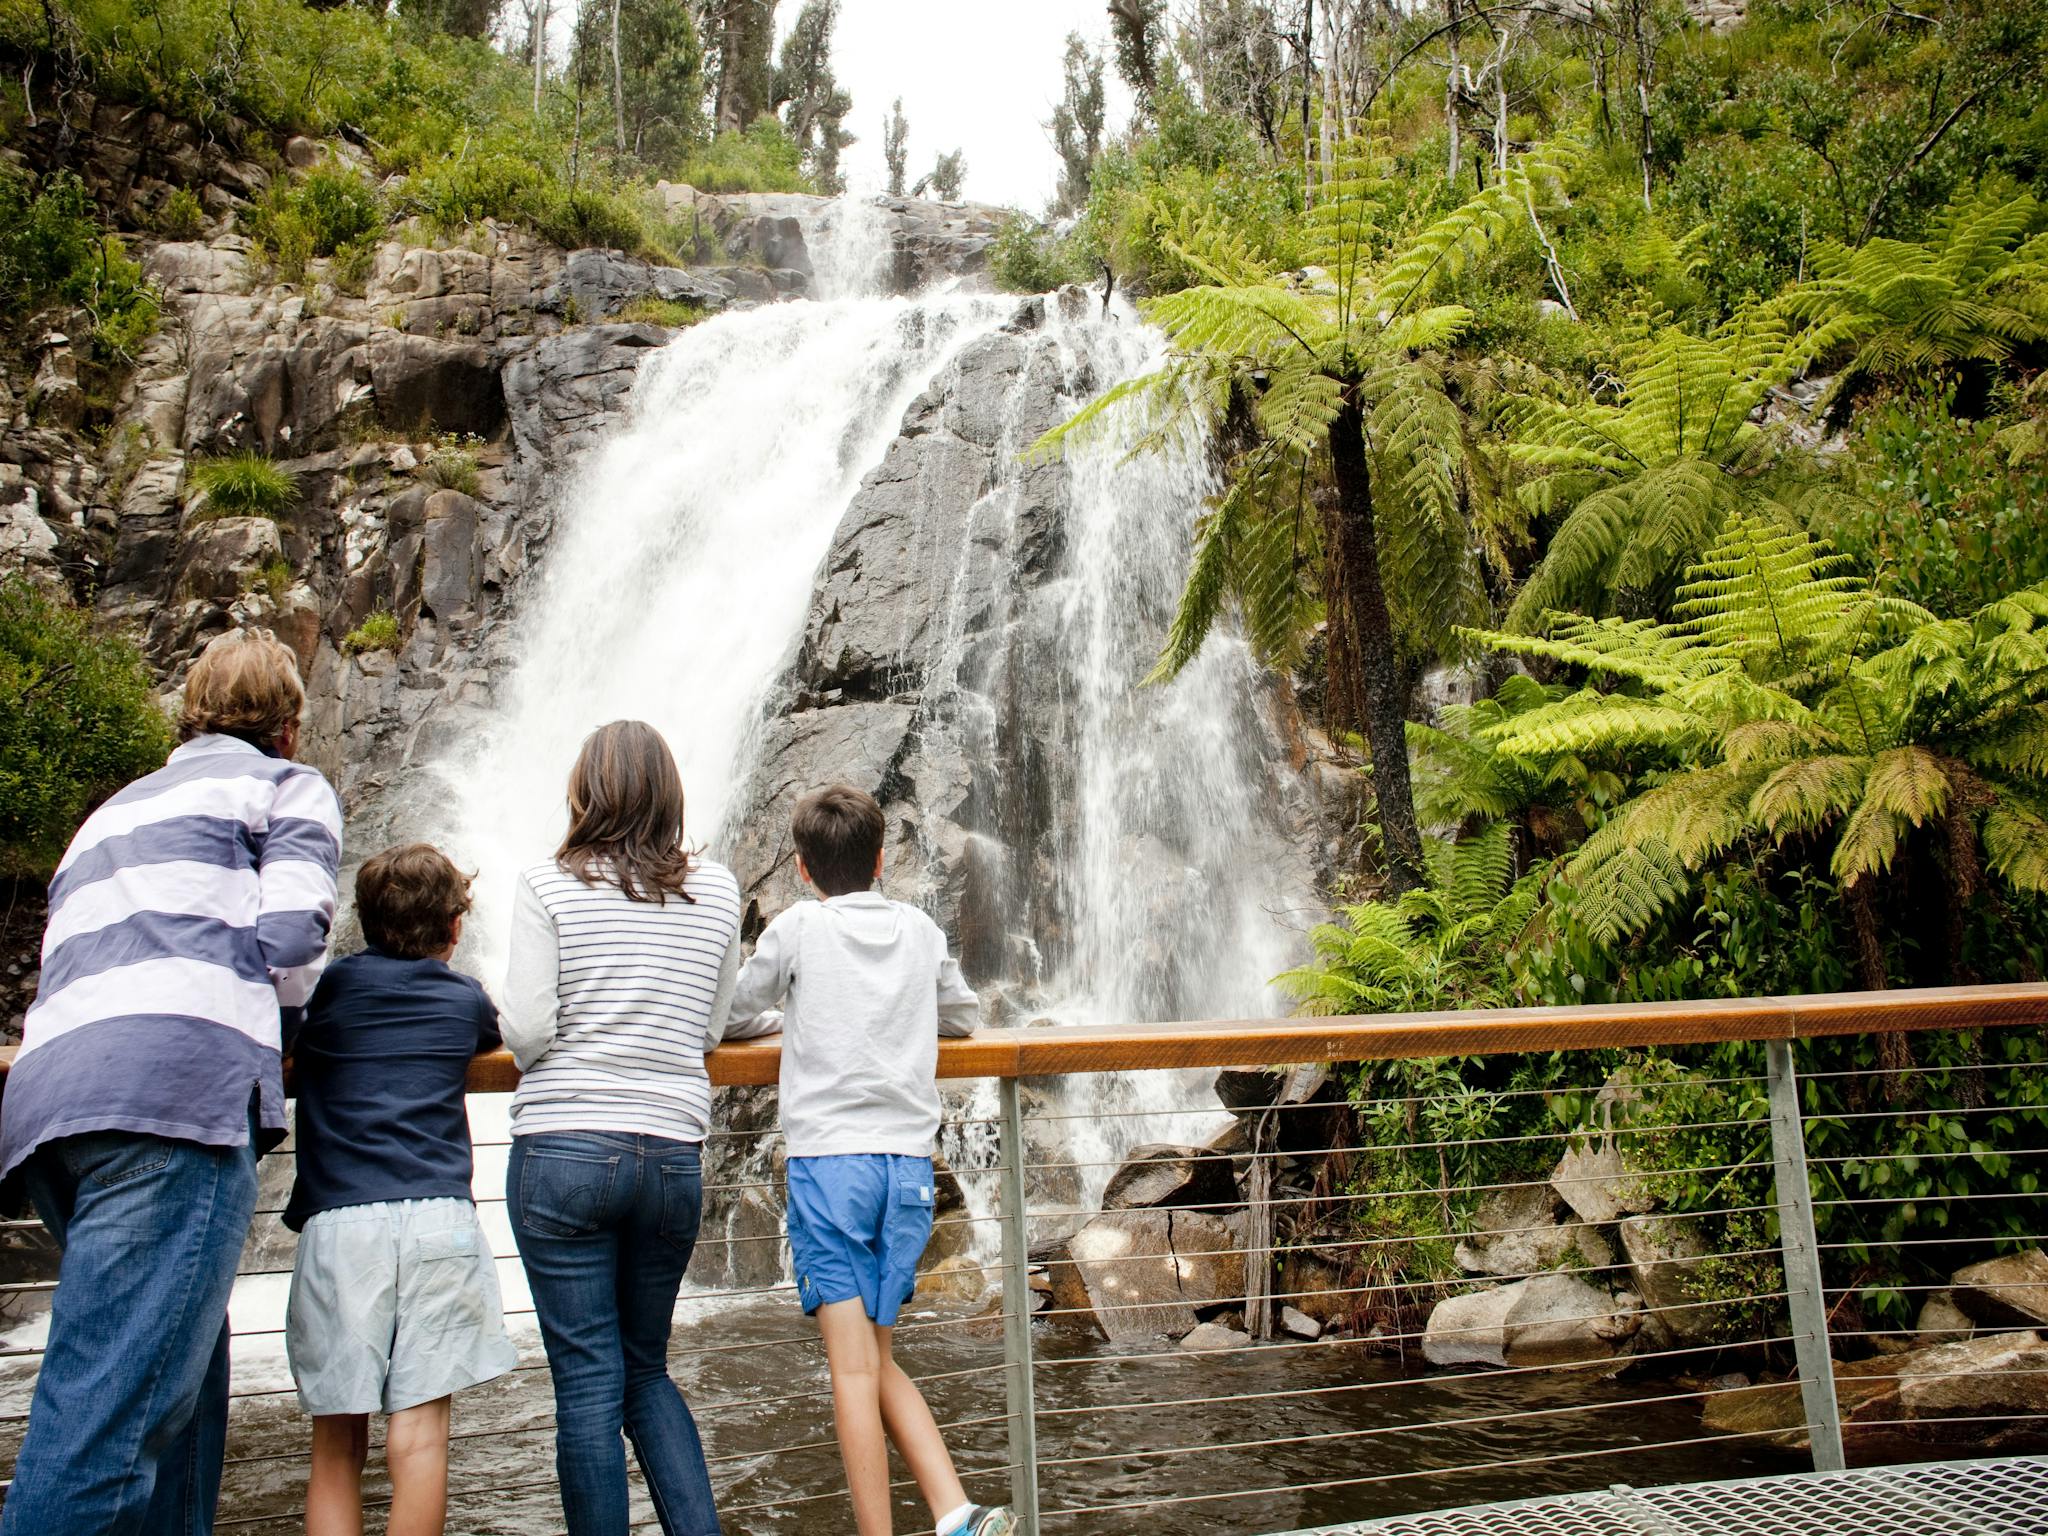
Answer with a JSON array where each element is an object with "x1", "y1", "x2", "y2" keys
[{"x1": 1292, "y1": 1456, "x2": 2048, "y2": 1536}]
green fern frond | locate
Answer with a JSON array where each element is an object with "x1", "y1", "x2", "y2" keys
[{"x1": 1983, "y1": 791, "x2": 2048, "y2": 893}]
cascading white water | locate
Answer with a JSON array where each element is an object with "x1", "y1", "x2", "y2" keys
[{"x1": 440, "y1": 287, "x2": 1012, "y2": 973}]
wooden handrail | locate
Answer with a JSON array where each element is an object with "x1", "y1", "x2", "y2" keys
[{"x1": 2, "y1": 983, "x2": 2043, "y2": 1094}]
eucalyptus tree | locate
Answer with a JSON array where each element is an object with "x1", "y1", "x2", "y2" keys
[
  {"x1": 1050, "y1": 32, "x2": 1106, "y2": 214},
  {"x1": 883, "y1": 97, "x2": 909, "y2": 195},
  {"x1": 776, "y1": 0, "x2": 852, "y2": 190},
  {"x1": 1036, "y1": 141, "x2": 1574, "y2": 889}
]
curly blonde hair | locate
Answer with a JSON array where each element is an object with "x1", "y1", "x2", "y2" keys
[{"x1": 178, "y1": 630, "x2": 305, "y2": 746}]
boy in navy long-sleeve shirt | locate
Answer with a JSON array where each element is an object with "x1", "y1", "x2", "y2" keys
[{"x1": 285, "y1": 843, "x2": 514, "y2": 1536}]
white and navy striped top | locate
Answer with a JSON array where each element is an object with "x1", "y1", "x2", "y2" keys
[
  {"x1": 500, "y1": 857, "x2": 744, "y2": 1144},
  {"x1": 1, "y1": 735, "x2": 342, "y2": 1180}
]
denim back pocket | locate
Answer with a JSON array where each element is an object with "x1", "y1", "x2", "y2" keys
[
  {"x1": 71, "y1": 1135, "x2": 173, "y2": 1189},
  {"x1": 516, "y1": 1149, "x2": 620, "y2": 1239},
  {"x1": 656, "y1": 1160, "x2": 703, "y2": 1255}
]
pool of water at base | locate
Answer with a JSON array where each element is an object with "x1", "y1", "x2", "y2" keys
[{"x1": 182, "y1": 1295, "x2": 1805, "y2": 1536}]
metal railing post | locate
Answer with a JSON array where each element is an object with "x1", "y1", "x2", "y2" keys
[
  {"x1": 1764, "y1": 1037, "x2": 1846, "y2": 1472},
  {"x1": 997, "y1": 1075, "x2": 1042, "y2": 1532}
]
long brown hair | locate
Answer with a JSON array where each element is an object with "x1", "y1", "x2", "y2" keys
[{"x1": 555, "y1": 720, "x2": 696, "y2": 903}]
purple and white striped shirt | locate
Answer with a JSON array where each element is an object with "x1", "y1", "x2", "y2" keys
[{"x1": 0, "y1": 734, "x2": 343, "y2": 1180}]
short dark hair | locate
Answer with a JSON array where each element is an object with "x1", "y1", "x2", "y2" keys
[
  {"x1": 792, "y1": 785, "x2": 885, "y2": 897},
  {"x1": 356, "y1": 843, "x2": 472, "y2": 959}
]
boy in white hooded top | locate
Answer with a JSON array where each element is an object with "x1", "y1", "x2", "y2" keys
[{"x1": 722, "y1": 784, "x2": 1010, "y2": 1536}]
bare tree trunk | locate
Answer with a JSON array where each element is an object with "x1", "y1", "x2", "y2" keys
[
  {"x1": 1492, "y1": 23, "x2": 1511, "y2": 172},
  {"x1": 1328, "y1": 392, "x2": 1423, "y2": 892},
  {"x1": 531, "y1": 0, "x2": 546, "y2": 118},
  {"x1": 610, "y1": 0, "x2": 626, "y2": 153},
  {"x1": 1631, "y1": 0, "x2": 1655, "y2": 210},
  {"x1": 1301, "y1": 0, "x2": 1316, "y2": 211},
  {"x1": 1445, "y1": 0, "x2": 1462, "y2": 183},
  {"x1": 1318, "y1": 0, "x2": 1339, "y2": 179}
]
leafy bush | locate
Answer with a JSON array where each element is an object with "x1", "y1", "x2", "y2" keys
[
  {"x1": 671, "y1": 118, "x2": 812, "y2": 194},
  {"x1": 343, "y1": 610, "x2": 402, "y2": 654},
  {"x1": 402, "y1": 151, "x2": 671, "y2": 259},
  {"x1": 0, "y1": 579, "x2": 173, "y2": 877},
  {"x1": 156, "y1": 187, "x2": 206, "y2": 240},
  {"x1": 243, "y1": 167, "x2": 383, "y2": 282},
  {"x1": 190, "y1": 453, "x2": 299, "y2": 519},
  {"x1": 0, "y1": 170, "x2": 158, "y2": 361},
  {"x1": 417, "y1": 443, "x2": 481, "y2": 494},
  {"x1": 247, "y1": 558, "x2": 295, "y2": 603},
  {"x1": 1817, "y1": 387, "x2": 2048, "y2": 617},
  {"x1": 989, "y1": 216, "x2": 1095, "y2": 295}
]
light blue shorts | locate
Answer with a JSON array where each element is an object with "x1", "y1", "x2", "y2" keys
[
  {"x1": 785, "y1": 1154, "x2": 936, "y2": 1327},
  {"x1": 286, "y1": 1198, "x2": 516, "y2": 1416}
]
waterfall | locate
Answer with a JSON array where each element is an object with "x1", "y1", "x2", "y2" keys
[
  {"x1": 442, "y1": 288, "x2": 1014, "y2": 974},
  {"x1": 423, "y1": 204, "x2": 1315, "y2": 1261}
]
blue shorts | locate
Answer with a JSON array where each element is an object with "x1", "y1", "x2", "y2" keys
[{"x1": 785, "y1": 1154, "x2": 936, "y2": 1327}]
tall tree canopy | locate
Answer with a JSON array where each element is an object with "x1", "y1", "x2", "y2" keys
[{"x1": 1051, "y1": 31, "x2": 1106, "y2": 214}]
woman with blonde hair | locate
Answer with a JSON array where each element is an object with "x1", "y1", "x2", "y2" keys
[{"x1": 502, "y1": 720, "x2": 742, "y2": 1536}]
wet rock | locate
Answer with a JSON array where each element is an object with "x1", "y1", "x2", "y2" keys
[
  {"x1": 1704, "y1": 1331, "x2": 2048, "y2": 1447},
  {"x1": 1180, "y1": 1321, "x2": 1249, "y2": 1351},
  {"x1": 1551, "y1": 1139, "x2": 1656, "y2": 1226},
  {"x1": 1617, "y1": 1214, "x2": 1713, "y2": 1341},
  {"x1": 1502, "y1": 1274, "x2": 1646, "y2": 1367},
  {"x1": 915, "y1": 1253, "x2": 987, "y2": 1306},
  {"x1": 418, "y1": 489, "x2": 484, "y2": 630},
  {"x1": 1279, "y1": 1305, "x2": 1323, "y2": 1340},
  {"x1": 1423, "y1": 1283, "x2": 1520, "y2": 1367},
  {"x1": 1915, "y1": 1289, "x2": 1975, "y2": 1346},
  {"x1": 177, "y1": 516, "x2": 282, "y2": 602},
  {"x1": 1101, "y1": 1143, "x2": 1238, "y2": 1212},
  {"x1": 366, "y1": 333, "x2": 503, "y2": 439},
  {"x1": 1952, "y1": 1249, "x2": 2048, "y2": 1329},
  {"x1": 1049, "y1": 1209, "x2": 1238, "y2": 1342},
  {"x1": 1424, "y1": 1274, "x2": 1644, "y2": 1369},
  {"x1": 1456, "y1": 1184, "x2": 1588, "y2": 1278},
  {"x1": 1896, "y1": 1331, "x2": 2048, "y2": 1422},
  {"x1": 539, "y1": 248, "x2": 730, "y2": 319},
  {"x1": 501, "y1": 322, "x2": 667, "y2": 476}
]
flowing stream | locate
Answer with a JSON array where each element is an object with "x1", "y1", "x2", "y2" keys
[{"x1": 0, "y1": 200, "x2": 1805, "y2": 1532}]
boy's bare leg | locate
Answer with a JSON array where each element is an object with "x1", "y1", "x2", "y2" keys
[
  {"x1": 873, "y1": 1324, "x2": 969, "y2": 1522},
  {"x1": 306, "y1": 1414, "x2": 370, "y2": 1536},
  {"x1": 819, "y1": 1299, "x2": 895, "y2": 1535},
  {"x1": 385, "y1": 1396, "x2": 452, "y2": 1536}
]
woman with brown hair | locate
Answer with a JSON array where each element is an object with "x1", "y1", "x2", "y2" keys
[{"x1": 501, "y1": 720, "x2": 742, "y2": 1536}]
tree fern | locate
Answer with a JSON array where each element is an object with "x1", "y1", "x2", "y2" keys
[
  {"x1": 1780, "y1": 188, "x2": 2048, "y2": 412},
  {"x1": 1502, "y1": 311, "x2": 1832, "y2": 629},
  {"x1": 1464, "y1": 515, "x2": 2048, "y2": 962},
  {"x1": 1034, "y1": 134, "x2": 1580, "y2": 888},
  {"x1": 1278, "y1": 822, "x2": 1542, "y2": 1014}
]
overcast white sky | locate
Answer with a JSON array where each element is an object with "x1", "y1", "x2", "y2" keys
[{"x1": 777, "y1": 0, "x2": 1136, "y2": 211}]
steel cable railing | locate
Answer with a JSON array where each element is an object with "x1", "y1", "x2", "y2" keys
[{"x1": 1, "y1": 987, "x2": 2045, "y2": 1534}]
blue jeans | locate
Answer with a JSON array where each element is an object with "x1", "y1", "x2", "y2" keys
[
  {"x1": 2, "y1": 1123, "x2": 258, "y2": 1536},
  {"x1": 509, "y1": 1132, "x2": 720, "y2": 1536}
]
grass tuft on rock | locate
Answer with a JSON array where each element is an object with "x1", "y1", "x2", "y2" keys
[
  {"x1": 190, "y1": 453, "x2": 298, "y2": 520},
  {"x1": 342, "y1": 610, "x2": 402, "y2": 654}
]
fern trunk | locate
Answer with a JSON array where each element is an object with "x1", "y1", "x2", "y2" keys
[{"x1": 1330, "y1": 395, "x2": 1424, "y2": 892}]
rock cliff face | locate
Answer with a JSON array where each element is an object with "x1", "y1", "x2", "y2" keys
[{"x1": 0, "y1": 97, "x2": 1021, "y2": 1031}]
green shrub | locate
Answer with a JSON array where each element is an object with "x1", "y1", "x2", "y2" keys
[
  {"x1": 190, "y1": 452, "x2": 299, "y2": 519},
  {"x1": 0, "y1": 170, "x2": 158, "y2": 362},
  {"x1": 672, "y1": 118, "x2": 812, "y2": 194},
  {"x1": 156, "y1": 187, "x2": 206, "y2": 240},
  {"x1": 1817, "y1": 386, "x2": 2048, "y2": 618},
  {"x1": 243, "y1": 167, "x2": 384, "y2": 282},
  {"x1": 416, "y1": 444, "x2": 480, "y2": 494},
  {"x1": 247, "y1": 558, "x2": 295, "y2": 602},
  {"x1": 616, "y1": 295, "x2": 707, "y2": 328},
  {"x1": 989, "y1": 216, "x2": 1095, "y2": 295},
  {"x1": 343, "y1": 610, "x2": 402, "y2": 654},
  {"x1": 0, "y1": 578, "x2": 173, "y2": 877}
]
